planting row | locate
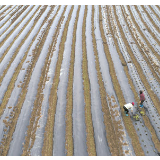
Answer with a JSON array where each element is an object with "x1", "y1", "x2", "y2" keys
[{"x1": 0, "y1": 5, "x2": 160, "y2": 156}]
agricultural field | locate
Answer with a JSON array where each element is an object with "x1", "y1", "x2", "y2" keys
[{"x1": 0, "y1": 5, "x2": 160, "y2": 156}]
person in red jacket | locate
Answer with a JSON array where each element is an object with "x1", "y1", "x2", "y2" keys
[{"x1": 139, "y1": 90, "x2": 145, "y2": 108}]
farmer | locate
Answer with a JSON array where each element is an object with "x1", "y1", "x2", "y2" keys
[
  {"x1": 123, "y1": 102, "x2": 134, "y2": 116},
  {"x1": 139, "y1": 90, "x2": 145, "y2": 108}
]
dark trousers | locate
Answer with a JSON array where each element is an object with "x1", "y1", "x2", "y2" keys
[
  {"x1": 140, "y1": 100, "x2": 144, "y2": 105},
  {"x1": 123, "y1": 106, "x2": 129, "y2": 114}
]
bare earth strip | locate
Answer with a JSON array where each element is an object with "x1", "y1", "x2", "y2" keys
[
  {"x1": 65, "y1": 6, "x2": 81, "y2": 156},
  {"x1": 0, "y1": 5, "x2": 159, "y2": 156},
  {"x1": 81, "y1": 6, "x2": 97, "y2": 156},
  {"x1": 41, "y1": 6, "x2": 75, "y2": 156},
  {"x1": 2, "y1": 5, "x2": 57, "y2": 155},
  {"x1": 100, "y1": 5, "x2": 144, "y2": 155}
]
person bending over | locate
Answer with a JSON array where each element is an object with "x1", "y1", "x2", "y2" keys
[{"x1": 123, "y1": 102, "x2": 134, "y2": 116}]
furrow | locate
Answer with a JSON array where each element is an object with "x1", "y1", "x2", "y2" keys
[
  {"x1": 114, "y1": 5, "x2": 160, "y2": 144},
  {"x1": 120, "y1": 6, "x2": 160, "y2": 96},
  {"x1": 141, "y1": 5, "x2": 160, "y2": 33},
  {"x1": 0, "y1": 6, "x2": 59, "y2": 156},
  {"x1": 99, "y1": 6, "x2": 135, "y2": 156},
  {"x1": 108, "y1": 5, "x2": 158, "y2": 155},
  {"x1": 0, "y1": 6, "x2": 42, "y2": 83},
  {"x1": 52, "y1": 6, "x2": 79, "y2": 156},
  {"x1": 148, "y1": 5, "x2": 160, "y2": 24},
  {"x1": 0, "y1": 6, "x2": 49, "y2": 117},
  {"x1": 151, "y1": 5, "x2": 160, "y2": 18},
  {"x1": 0, "y1": 6, "x2": 23, "y2": 29},
  {"x1": 133, "y1": 5, "x2": 160, "y2": 50},
  {"x1": 92, "y1": 5, "x2": 120, "y2": 156},
  {"x1": 0, "y1": 5, "x2": 5, "y2": 9},
  {"x1": 0, "y1": 6, "x2": 40, "y2": 59},
  {"x1": 81, "y1": 6, "x2": 96, "y2": 156},
  {"x1": 21, "y1": 5, "x2": 67, "y2": 156},
  {"x1": 103, "y1": 7, "x2": 144, "y2": 155},
  {"x1": 82, "y1": 5, "x2": 112, "y2": 156},
  {"x1": 29, "y1": 5, "x2": 71, "y2": 156},
  {"x1": 6, "y1": 6, "x2": 61, "y2": 156},
  {"x1": 101, "y1": 5, "x2": 145, "y2": 156},
  {"x1": 72, "y1": 5, "x2": 88, "y2": 156},
  {"x1": 123, "y1": 6, "x2": 160, "y2": 78},
  {"x1": 41, "y1": 5, "x2": 74, "y2": 156},
  {"x1": 0, "y1": 6, "x2": 29, "y2": 39},
  {"x1": 0, "y1": 5, "x2": 16, "y2": 21},
  {"x1": 0, "y1": 4, "x2": 159, "y2": 156},
  {"x1": 65, "y1": 5, "x2": 81, "y2": 156},
  {"x1": 0, "y1": 5, "x2": 12, "y2": 17}
]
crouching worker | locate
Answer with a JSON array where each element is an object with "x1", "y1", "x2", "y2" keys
[{"x1": 123, "y1": 102, "x2": 134, "y2": 116}]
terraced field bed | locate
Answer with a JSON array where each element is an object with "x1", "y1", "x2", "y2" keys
[{"x1": 0, "y1": 5, "x2": 160, "y2": 156}]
